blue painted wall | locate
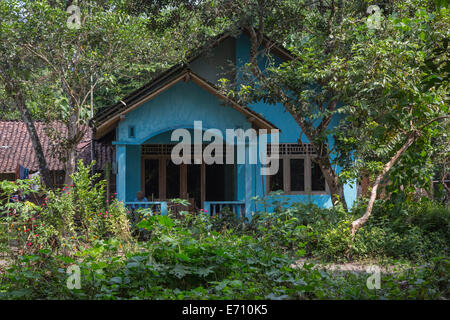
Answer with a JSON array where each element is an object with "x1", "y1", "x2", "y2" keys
[
  {"x1": 235, "y1": 33, "x2": 357, "y2": 210},
  {"x1": 115, "y1": 79, "x2": 252, "y2": 202},
  {"x1": 114, "y1": 32, "x2": 357, "y2": 210},
  {"x1": 126, "y1": 145, "x2": 141, "y2": 202},
  {"x1": 116, "y1": 80, "x2": 251, "y2": 145}
]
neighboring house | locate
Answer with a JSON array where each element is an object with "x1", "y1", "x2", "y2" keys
[
  {"x1": 0, "y1": 121, "x2": 114, "y2": 189},
  {"x1": 93, "y1": 30, "x2": 358, "y2": 216}
]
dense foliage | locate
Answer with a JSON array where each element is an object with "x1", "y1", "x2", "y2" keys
[
  {"x1": 0, "y1": 0, "x2": 448, "y2": 301},
  {"x1": 0, "y1": 210, "x2": 448, "y2": 299},
  {"x1": 0, "y1": 164, "x2": 448, "y2": 299},
  {"x1": 0, "y1": 161, "x2": 130, "y2": 255},
  {"x1": 250, "y1": 194, "x2": 448, "y2": 262}
]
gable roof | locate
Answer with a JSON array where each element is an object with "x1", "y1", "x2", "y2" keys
[
  {"x1": 0, "y1": 121, "x2": 112, "y2": 174},
  {"x1": 94, "y1": 68, "x2": 279, "y2": 139},
  {"x1": 94, "y1": 30, "x2": 291, "y2": 139}
]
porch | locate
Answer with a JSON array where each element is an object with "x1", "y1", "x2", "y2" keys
[
  {"x1": 123, "y1": 200, "x2": 246, "y2": 218},
  {"x1": 118, "y1": 142, "x2": 255, "y2": 218}
]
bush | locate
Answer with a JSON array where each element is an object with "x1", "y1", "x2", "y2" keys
[
  {"x1": 316, "y1": 219, "x2": 353, "y2": 262},
  {"x1": 248, "y1": 197, "x2": 448, "y2": 262},
  {"x1": 0, "y1": 213, "x2": 308, "y2": 299},
  {"x1": 0, "y1": 176, "x2": 448, "y2": 300},
  {"x1": 1, "y1": 212, "x2": 447, "y2": 300},
  {"x1": 409, "y1": 202, "x2": 449, "y2": 236},
  {"x1": 353, "y1": 199, "x2": 449, "y2": 261},
  {"x1": 0, "y1": 160, "x2": 131, "y2": 256}
]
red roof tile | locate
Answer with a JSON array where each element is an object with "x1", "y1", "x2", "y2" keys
[
  {"x1": 0, "y1": 121, "x2": 91, "y2": 173},
  {"x1": 78, "y1": 139, "x2": 115, "y2": 171}
]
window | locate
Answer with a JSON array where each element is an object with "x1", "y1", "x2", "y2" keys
[
  {"x1": 144, "y1": 159, "x2": 159, "y2": 199},
  {"x1": 269, "y1": 158, "x2": 283, "y2": 191},
  {"x1": 267, "y1": 143, "x2": 328, "y2": 194},
  {"x1": 311, "y1": 161, "x2": 326, "y2": 191},
  {"x1": 165, "y1": 159, "x2": 180, "y2": 199},
  {"x1": 128, "y1": 126, "x2": 135, "y2": 138},
  {"x1": 290, "y1": 158, "x2": 305, "y2": 191}
]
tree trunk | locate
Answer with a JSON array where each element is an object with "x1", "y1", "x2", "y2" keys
[
  {"x1": 441, "y1": 172, "x2": 450, "y2": 204},
  {"x1": 246, "y1": 26, "x2": 348, "y2": 211},
  {"x1": 63, "y1": 116, "x2": 78, "y2": 185},
  {"x1": 14, "y1": 91, "x2": 53, "y2": 188},
  {"x1": 316, "y1": 157, "x2": 348, "y2": 211},
  {"x1": 351, "y1": 133, "x2": 417, "y2": 235},
  {"x1": 64, "y1": 149, "x2": 77, "y2": 186}
]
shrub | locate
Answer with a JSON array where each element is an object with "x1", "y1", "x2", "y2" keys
[
  {"x1": 1, "y1": 212, "x2": 447, "y2": 300},
  {"x1": 249, "y1": 197, "x2": 448, "y2": 262},
  {"x1": 409, "y1": 202, "x2": 449, "y2": 236},
  {"x1": 316, "y1": 219, "x2": 353, "y2": 262},
  {"x1": 0, "y1": 175, "x2": 448, "y2": 300},
  {"x1": 0, "y1": 161, "x2": 131, "y2": 256}
]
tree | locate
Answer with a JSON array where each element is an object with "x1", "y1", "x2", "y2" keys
[
  {"x1": 198, "y1": 0, "x2": 369, "y2": 210},
  {"x1": 196, "y1": 0, "x2": 448, "y2": 219},
  {"x1": 0, "y1": 0, "x2": 53, "y2": 188},
  {"x1": 8, "y1": 0, "x2": 181, "y2": 184},
  {"x1": 330, "y1": 0, "x2": 449, "y2": 234}
]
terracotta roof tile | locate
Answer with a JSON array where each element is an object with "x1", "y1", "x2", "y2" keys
[
  {"x1": 0, "y1": 121, "x2": 94, "y2": 173},
  {"x1": 78, "y1": 140, "x2": 115, "y2": 170}
]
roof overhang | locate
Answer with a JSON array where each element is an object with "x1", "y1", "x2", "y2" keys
[
  {"x1": 94, "y1": 69, "x2": 278, "y2": 139},
  {"x1": 94, "y1": 29, "x2": 293, "y2": 139}
]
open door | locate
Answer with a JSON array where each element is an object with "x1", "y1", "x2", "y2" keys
[{"x1": 142, "y1": 146, "x2": 234, "y2": 212}]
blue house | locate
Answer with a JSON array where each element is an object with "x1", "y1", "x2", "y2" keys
[{"x1": 93, "y1": 31, "x2": 357, "y2": 216}]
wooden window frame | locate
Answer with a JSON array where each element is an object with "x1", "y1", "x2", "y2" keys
[
  {"x1": 284, "y1": 154, "x2": 307, "y2": 195},
  {"x1": 266, "y1": 154, "x2": 329, "y2": 196},
  {"x1": 309, "y1": 158, "x2": 329, "y2": 194},
  {"x1": 141, "y1": 155, "x2": 206, "y2": 205}
]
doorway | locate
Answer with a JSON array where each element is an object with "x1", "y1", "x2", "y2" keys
[
  {"x1": 205, "y1": 164, "x2": 234, "y2": 201},
  {"x1": 142, "y1": 154, "x2": 234, "y2": 209}
]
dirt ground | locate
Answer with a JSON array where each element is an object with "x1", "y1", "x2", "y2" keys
[{"x1": 292, "y1": 258, "x2": 409, "y2": 274}]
